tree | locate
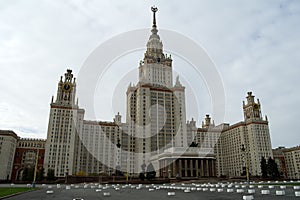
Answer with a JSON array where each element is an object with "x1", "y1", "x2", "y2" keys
[
  {"x1": 260, "y1": 157, "x2": 268, "y2": 178},
  {"x1": 76, "y1": 171, "x2": 86, "y2": 176},
  {"x1": 189, "y1": 141, "x2": 198, "y2": 147},
  {"x1": 47, "y1": 169, "x2": 55, "y2": 181},
  {"x1": 267, "y1": 157, "x2": 280, "y2": 178},
  {"x1": 22, "y1": 168, "x2": 28, "y2": 181},
  {"x1": 146, "y1": 163, "x2": 156, "y2": 181},
  {"x1": 22, "y1": 167, "x2": 34, "y2": 181},
  {"x1": 36, "y1": 167, "x2": 45, "y2": 181},
  {"x1": 139, "y1": 172, "x2": 145, "y2": 181}
]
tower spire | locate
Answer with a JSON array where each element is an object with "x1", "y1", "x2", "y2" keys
[
  {"x1": 151, "y1": 6, "x2": 158, "y2": 34},
  {"x1": 151, "y1": 6, "x2": 158, "y2": 28}
]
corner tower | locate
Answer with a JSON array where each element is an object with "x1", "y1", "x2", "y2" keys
[
  {"x1": 44, "y1": 69, "x2": 85, "y2": 177},
  {"x1": 243, "y1": 91, "x2": 262, "y2": 121}
]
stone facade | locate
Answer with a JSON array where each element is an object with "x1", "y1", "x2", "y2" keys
[
  {"x1": 0, "y1": 130, "x2": 18, "y2": 180},
  {"x1": 11, "y1": 138, "x2": 46, "y2": 181},
  {"x1": 282, "y1": 146, "x2": 300, "y2": 179},
  {"x1": 42, "y1": 8, "x2": 276, "y2": 179}
]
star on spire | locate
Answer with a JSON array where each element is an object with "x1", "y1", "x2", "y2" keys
[{"x1": 151, "y1": 6, "x2": 158, "y2": 35}]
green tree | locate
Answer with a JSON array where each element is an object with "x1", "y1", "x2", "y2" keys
[
  {"x1": 260, "y1": 156, "x2": 268, "y2": 178},
  {"x1": 36, "y1": 167, "x2": 45, "y2": 181},
  {"x1": 22, "y1": 168, "x2": 28, "y2": 181},
  {"x1": 267, "y1": 157, "x2": 280, "y2": 178},
  {"x1": 146, "y1": 163, "x2": 156, "y2": 181},
  {"x1": 47, "y1": 169, "x2": 55, "y2": 181},
  {"x1": 139, "y1": 172, "x2": 145, "y2": 181},
  {"x1": 22, "y1": 167, "x2": 34, "y2": 181}
]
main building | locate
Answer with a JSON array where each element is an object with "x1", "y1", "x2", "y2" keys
[{"x1": 43, "y1": 7, "x2": 273, "y2": 178}]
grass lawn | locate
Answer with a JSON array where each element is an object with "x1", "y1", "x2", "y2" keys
[{"x1": 0, "y1": 187, "x2": 35, "y2": 197}]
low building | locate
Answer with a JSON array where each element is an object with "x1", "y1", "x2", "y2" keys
[
  {"x1": 283, "y1": 146, "x2": 300, "y2": 180},
  {"x1": 11, "y1": 138, "x2": 46, "y2": 181},
  {"x1": 151, "y1": 147, "x2": 216, "y2": 178},
  {"x1": 0, "y1": 130, "x2": 18, "y2": 181},
  {"x1": 273, "y1": 147, "x2": 288, "y2": 179}
]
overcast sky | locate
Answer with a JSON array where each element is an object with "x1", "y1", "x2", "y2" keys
[{"x1": 0, "y1": 0, "x2": 299, "y2": 148}]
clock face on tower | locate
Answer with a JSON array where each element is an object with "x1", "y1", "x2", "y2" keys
[{"x1": 62, "y1": 83, "x2": 72, "y2": 92}]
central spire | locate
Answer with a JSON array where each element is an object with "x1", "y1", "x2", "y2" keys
[
  {"x1": 151, "y1": 6, "x2": 158, "y2": 35},
  {"x1": 151, "y1": 6, "x2": 158, "y2": 28}
]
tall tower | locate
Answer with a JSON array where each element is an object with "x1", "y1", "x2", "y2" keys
[
  {"x1": 242, "y1": 91, "x2": 272, "y2": 176},
  {"x1": 138, "y1": 6, "x2": 173, "y2": 87},
  {"x1": 243, "y1": 91, "x2": 262, "y2": 121},
  {"x1": 44, "y1": 69, "x2": 85, "y2": 177},
  {"x1": 126, "y1": 7, "x2": 187, "y2": 174}
]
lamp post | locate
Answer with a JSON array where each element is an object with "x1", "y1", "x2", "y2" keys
[
  {"x1": 32, "y1": 149, "x2": 39, "y2": 188},
  {"x1": 65, "y1": 168, "x2": 69, "y2": 184},
  {"x1": 241, "y1": 144, "x2": 249, "y2": 184},
  {"x1": 99, "y1": 170, "x2": 104, "y2": 183}
]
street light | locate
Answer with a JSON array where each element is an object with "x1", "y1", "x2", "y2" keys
[
  {"x1": 32, "y1": 149, "x2": 39, "y2": 188},
  {"x1": 241, "y1": 144, "x2": 249, "y2": 184}
]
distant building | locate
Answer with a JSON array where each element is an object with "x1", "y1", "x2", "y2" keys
[
  {"x1": 282, "y1": 146, "x2": 300, "y2": 179},
  {"x1": 186, "y1": 92, "x2": 273, "y2": 177},
  {"x1": 215, "y1": 92, "x2": 273, "y2": 177},
  {"x1": 0, "y1": 130, "x2": 18, "y2": 180},
  {"x1": 273, "y1": 147, "x2": 288, "y2": 179},
  {"x1": 11, "y1": 138, "x2": 46, "y2": 181}
]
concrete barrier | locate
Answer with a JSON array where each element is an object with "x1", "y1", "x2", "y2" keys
[
  {"x1": 248, "y1": 189, "x2": 255, "y2": 194},
  {"x1": 237, "y1": 189, "x2": 244, "y2": 193},
  {"x1": 242, "y1": 195, "x2": 254, "y2": 200},
  {"x1": 103, "y1": 192, "x2": 111, "y2": 197},
  {"x1": 276, "y1": 190, "x2": 285, "y2": 196},
  {"x1": 167, "y1": 192, "x2": 175, "y2": 196},
  {"x1": 261, "y1": 190, "x2": 270, "y2": 194}
]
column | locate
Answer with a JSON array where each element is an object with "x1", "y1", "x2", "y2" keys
[
  {"x1": 195, "y1": 159, "x2": 199, "y2": 177},
  {"x1": 184, "y1": 159, "x2": 188, "y2": 177},
  {"x1": 179, "y1": 159, "x2": 182, "y2": 177},
  {"x1": 190, "y1": 159, "x2": 193, "y2": 177},
  {"x1": 212, "y1": 160, "x2": 215, "y2": 176},
  {"x1": 201, "y1": 160, "x2": 204, "y2": 177},
  {"x1": 172, "y1": 160, "x2": 176, "y2": 177},
  {"x1": 206, "y1": 159, "x2": 209, "y2": 176}
]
